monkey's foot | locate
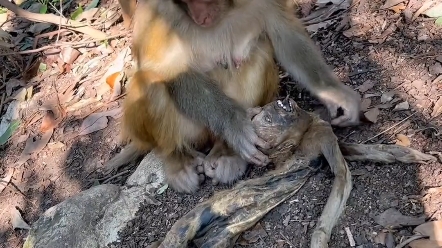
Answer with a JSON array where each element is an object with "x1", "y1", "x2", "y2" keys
[
  {"x1": 165, "y1": 157, "x2": 204, "y2": 193},
  {"x1": 203, "y1": 154, "x2": 247, "y2": 184}
]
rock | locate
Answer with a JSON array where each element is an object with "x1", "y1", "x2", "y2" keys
[
  {"x1": 24, "y1": 152, "x2": 166, "y2": 248},
  {"x1": 23, "y1": 184, "x2": 121, "y2": 248}
]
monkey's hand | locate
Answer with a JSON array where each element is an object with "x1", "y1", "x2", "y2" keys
[
  {"x1": 318, "y1": 85, "x2": 361, "y2": 127},
  {"x1": 223, "y1": 108, "x2": 269, "y2": 166}
]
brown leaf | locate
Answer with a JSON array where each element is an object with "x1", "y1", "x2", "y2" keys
[
  {"x1": 409, "y1": 239, "x2": 442, "y2": 248},
  {"x1": 381, "y1": 91, "x2": 395, "y2": 103},
  {"x1": 374, "y1": 208, "x2": 427, "y2": 228},
  {"x1": 22, "y1": 59, "x2": 41, "y2": 81},
  {"x1": 106, "y1": 72, "x2": 120, "y2": 89},
  {"x1": 78, "y1": 112, "x2": 108, "y2": 135},
  {"x1": 374, "y1": 232, "x2": 387, "y2": 245},
  {"x1": 396, "y1": 134, "x2": 411, "y2": 147},
  {"x1": 432, "y1": 97, "x2": 442, "y2": 117},
  {"x1": 394, "y1": 101, "x2": 410, "y2": 111},
  {"x1": 375, "y1": 103, "x2": 394, "y2": 109},
  {"x1": 361, "y1": 98, "x2": 372, "y2": 111},
  {"x1": 60, "y1": 47, "x2": 80, "y2": 65},
  {"x1": 380, "y1": 0, "x2": 407, "y2": 9},
  {"x1": 414, "y1": 221, "x2": 442, "y2": 241},
  {"x1": 357, "y1": 80, "x2": 375, "y2": 93},
  {"x1": 40, "y1": 110, "x2": 58, "y2": 132},
  {"x1": 16, "y1": 129, "x2": 54, "y2": 165},
  {"x1": 240, "y1": 223, "x2": 267, "y2": 244},
  {"x1": 388, "y1": 3, "x2": 406, "y2": 13},
  {"x1": 364, "y1": 108, "x2": 380, "y2": 123},
  {"x1": 412, "y1": 0, "x2": 434, "y2": 21}
]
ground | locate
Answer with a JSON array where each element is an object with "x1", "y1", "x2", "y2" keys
[{"x1": 0, "y1": 0, "x2": 441, "y2": 247}]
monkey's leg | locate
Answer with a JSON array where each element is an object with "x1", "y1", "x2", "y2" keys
[
  {"x1": 338, "y1": 142, "x2": 437, "y2": 164},
  {"x1": 203, "y1": 140, "x2": 248, "y2": 185},
  {"x1": 162, "y1": 151, "x2": 206, "y2": 193}
]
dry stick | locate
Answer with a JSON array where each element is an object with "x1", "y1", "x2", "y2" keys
[
  {"x1": 0, "y1": 31, "x2": 130, "y2": 56},
  {"x1": 362, "y1": 113, "x2": 416, "y2": 144},
  {"x1": 0, "y1": 0, "x2": 106, "y2": 39}
]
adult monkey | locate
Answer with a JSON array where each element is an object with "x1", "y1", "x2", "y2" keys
[{"x1": 110, "y1": 0, "x2": 361, "y2": 193}]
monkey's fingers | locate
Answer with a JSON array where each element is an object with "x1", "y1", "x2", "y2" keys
[
  {"x1": 246, "y1": 107, "x2": 263, "y2": 119},
  {"x1": 242, "y1": 145, "x2": 269, "y2": 166},
  {"x1": 331, "y1": 110, "x2": 359, "y2": 127}
]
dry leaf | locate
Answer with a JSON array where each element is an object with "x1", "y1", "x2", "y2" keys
[
  {"x1": 380, "y1": 0, "x2": 407, "y2": 9},
  {"x1": 375, "y1": 103, "x2": 394, "y2": 109},
  {"x1": 413, "y1": 0, "x2": 435, "y2": 21},
  {"x1": 40, "y1": 110, "x2": 59, "y2": 132},
  {"x1": 374, "y1": 232, "x2": 387, "y2": 245},
  {"x1": 106, "y1": 72, "x2": 120, "y2": 89},
  {"x1": 394, "y1": 101, "x2": 410, "y2": 111},
  {"x1": 423, "y1": 3, "x2": 442, "y2": 17},
  {"x1": 364, "y1": 93, "x2": 381, "y2": 98},
  {"x1": 305, "y1": 20, "x2": 333, "y2": 33},
  {"x1": 11, "y1": 208, "x2": 31, "y2": 230},
  {"x1": 47, "y1": 141, "x2": 65, "y2": 149},
  {"x1": 389, "y1": 3, "x2": 406, "y2": 13},
  {"x1": 414, "y1": 221, "x2": 442, "y2": 241},
  {"x1": 240, "y1": 223, "x2": 267, "y2": 244},
  {"x1": 364, "y1": 108, "x2": 380, "y2": 123},
  {"x1": 0, "y1": 168, "x2": 14, "y2": 194},
  {"x1": 79, "y1": 115, "x2": 108, "y2": 136},
  {"x1": 431, "y1": 97, "x2": 442, "y2": 117},
  {"x1": 60, "y1": 47, "x2": 80, "y2": 65},
  {"x1": 16, "y1": 129, "x2": 54, "y2": 165},
  {"x1": 357, "y1": 80, "x2": 375, "y2": 92},
  {"x1": 22, "y1": 59, "x2": 41, "y2": 81},
  {"x1": 396, "y1": 134, "x2": 411, "y2": 147},
  {"x1": 409, "y1": 239, "x2": 442, "y2": 248},
  {"x1": 374, "y1": 208, "x2": 427, "y2": 228},
  {"x1": 5, "y1": 79, "x2": 25, "y2": 96},
  {"x1": 361, "y1": 98, "x2": 372, "y2": 111},
  {"x1": 381, "y1": 91, "x2": 395, "y2": 103}
]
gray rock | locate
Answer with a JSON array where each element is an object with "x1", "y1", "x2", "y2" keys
[
  {"x1": 23, "y1": 152, "x2": 166, "y2": 248},
  {"x1": 23, "y1": 184, "x2": 121, "y2": 248}
]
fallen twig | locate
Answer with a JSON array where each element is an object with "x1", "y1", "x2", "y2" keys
[
  {"x1": 0, "y1": 32, "x2": 130, "y2": 56},
  {"x1": 362, "y1": 113, "x2": 416, "y2": 144},
  {"x1": 0, "y1": 0, "x2": 106, "y2": 39}
]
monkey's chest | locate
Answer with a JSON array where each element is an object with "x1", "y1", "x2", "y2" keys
[{"x1": 194, "y1": 33, "x2": 263, "y2": 71}]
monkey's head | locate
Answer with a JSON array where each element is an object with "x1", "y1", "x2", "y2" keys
[
  {"x1": 177, "y1": 0, "x2": 233, "y2": 27},
  {"x1": 252, "y1": 98, "x2": 313, "y2": 148}
]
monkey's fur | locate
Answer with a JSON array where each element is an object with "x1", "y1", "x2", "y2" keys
[
  {"x1": 110, "y1": 0, "x2": 361, "y2": 193},
  {"x1": 147, "y1": 98, "x2": 436, "y2": 248}
]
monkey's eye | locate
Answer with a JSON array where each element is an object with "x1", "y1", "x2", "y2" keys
[{"x1": 265, "y1": 115, "x2": 272, "y2": 123}]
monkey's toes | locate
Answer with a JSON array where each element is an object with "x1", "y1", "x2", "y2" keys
[
  {"x1": 213, "y1": 155, "x2": 247, "y2": 184},
  {"x1": 203, "y1": 161, "x2": 217, "y2": 178}
]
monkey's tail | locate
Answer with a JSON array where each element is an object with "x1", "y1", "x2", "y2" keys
[{"x1": 104, "y1": 142, "x2": 147, "y2": 173}]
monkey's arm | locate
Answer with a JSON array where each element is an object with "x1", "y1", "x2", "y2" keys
[
  {"x1": 265, "y1": 4, "x2": 361, "y2": 127},
  {"x1": 167, "y1": 71, "x2": 269, "y2": 166},
  {"x1": 339, "y1": 143, "x2": 437, "y2": 164}
]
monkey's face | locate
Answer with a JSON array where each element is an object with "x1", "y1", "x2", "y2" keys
[
  {"x1": 180, "y1": 0, "x2": 227, "y2": 27},
  {"x1": 252, "y1": 98, "x2": 313, "y2": 148}
]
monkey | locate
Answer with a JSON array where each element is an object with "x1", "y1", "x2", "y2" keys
[
  {"x1": 106, "y1": 0, "x2": 361, "y2": 194},
  {"x1": 147, "y1": 98, "x2": 435, "y2": 248}
]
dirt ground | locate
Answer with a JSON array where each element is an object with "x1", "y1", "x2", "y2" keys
[{"x1": 1, "y1": 0, "x2": 441, "y2": 247}]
